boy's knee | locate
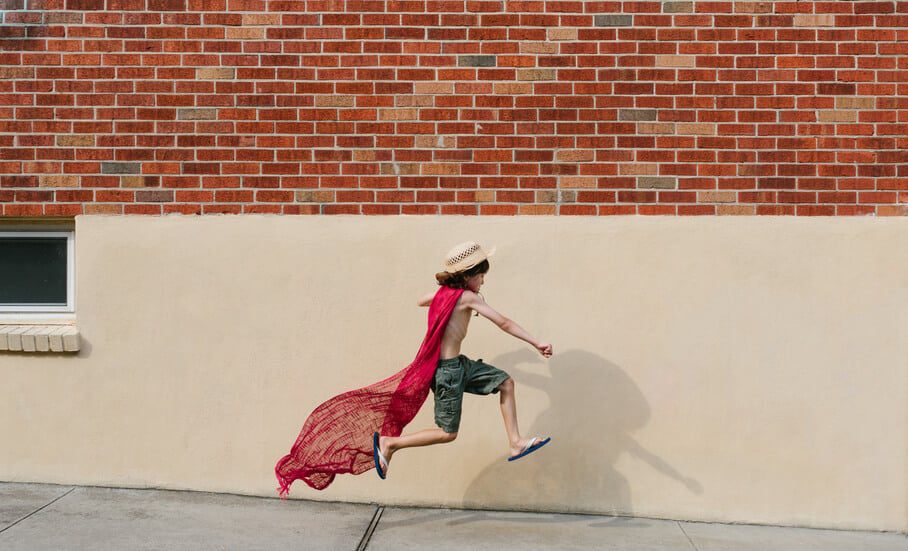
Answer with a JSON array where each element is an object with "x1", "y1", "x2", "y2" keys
[
  {"x1": 498, "y1": 377, "x2": 514, "y2": 392},
  {"x1": 441, "y1": 431, "x2": 458, "y2": 443}
]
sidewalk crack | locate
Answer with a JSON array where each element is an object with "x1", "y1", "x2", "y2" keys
[{"x1": 0, "y1": 486, "x2": 76, "y2": 536}]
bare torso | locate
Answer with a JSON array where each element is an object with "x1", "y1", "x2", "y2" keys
[{"x1": 440, "y1": 296, "x2": 472, "y2": 360}]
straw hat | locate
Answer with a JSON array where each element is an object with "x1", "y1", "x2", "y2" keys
[{"x1": 441, "y1": 241, "x2": 496, "y2": 274}]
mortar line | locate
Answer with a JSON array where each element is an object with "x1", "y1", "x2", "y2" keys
[
  {"x1": 676, "y1": 520, "x2": 700, "y2": 551},
  {"x1": 355, "y1": 504, "x2": 384, "y2": 551},
  {"x1": 0, "y1": 487, "x2": 76, "y2": 536}
]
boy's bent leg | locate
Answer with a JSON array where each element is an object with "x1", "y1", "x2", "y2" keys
[
  {"x1": 457, "y1": 357, "x2": 531, "y2": 455},
  {"x1": 497, "y1": 377, "x2": 524, "y2": 448},
  {"x1": 496, "y1": 377, "x2": 545, "y2": 458},
  {"x1": 379, "y1": 429, "x2": 457, "y2": 473}
]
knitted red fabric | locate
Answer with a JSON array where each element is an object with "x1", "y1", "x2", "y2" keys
[{"x1": 275, "y1": 285, "x2": 465, "y2": 494}]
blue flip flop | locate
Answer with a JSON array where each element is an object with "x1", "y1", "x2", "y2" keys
[
  {"x1": 507, "y1": 436, "x2": 551, "y2": 462},
  {"x1": 372, "y1": 432, "x2": 387, "y2": 479}
]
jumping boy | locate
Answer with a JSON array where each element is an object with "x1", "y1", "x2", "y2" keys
[{"x1": 372, "y1": 241, "x2": 553, "y2": 479}]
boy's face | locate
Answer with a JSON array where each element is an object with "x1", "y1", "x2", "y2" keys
[{"x1": 466, "y1": 272, "x2": 484, "y2": 292}]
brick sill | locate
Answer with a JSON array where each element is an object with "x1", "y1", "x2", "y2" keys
[{"x1": 0, "y1": 325, "x2": 81, "y2": 353}]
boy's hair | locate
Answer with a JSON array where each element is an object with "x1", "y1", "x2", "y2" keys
[{"x1": 435, "y1": 259, "x2": 490, "y2": 289}]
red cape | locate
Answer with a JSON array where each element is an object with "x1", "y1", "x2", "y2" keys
[{"x1": 275, "y1": 285, "x2": 464, "y2": 493}]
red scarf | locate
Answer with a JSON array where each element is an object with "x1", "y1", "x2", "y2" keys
[{"x1": 275, "y1": 285, "x2": 465, "y2": 494}]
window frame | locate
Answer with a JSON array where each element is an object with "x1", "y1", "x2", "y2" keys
[{"x1": 0, "y1": 230, "x2": 76, "y2": 319}]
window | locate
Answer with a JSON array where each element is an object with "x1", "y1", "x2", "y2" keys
[{"x1": 0, "y1": 231, "x2": 75, "y2": 316}]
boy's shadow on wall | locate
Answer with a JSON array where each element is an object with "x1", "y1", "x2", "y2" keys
[{"x1": 460, "y1": 348, "x2": 702, "y2": 523}]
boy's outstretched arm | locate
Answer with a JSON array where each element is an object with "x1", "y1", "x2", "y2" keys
[
  {"x1": 461, "y1": 291, "x2": 553, "y2": 358},
  {"x1": 417, "y1": 290, "x2": 436, "y2": 307}
]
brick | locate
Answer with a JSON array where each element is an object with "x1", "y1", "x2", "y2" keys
[
  {"x1": 517, "y1": 69, "x2": 556, "y2": 81},
  {"x1": 594, "y1": 15, "x2": 633, "y2": 27},
  {"x1": 494, "y1": 83, "x2": 532, "y2": 95},
  {"x1": 655, "y1": 55, "x2": 696, "y2": 68},
  {"x1": 817, "y1": 110, "x2": 857, "y2": 123},
  {"x1": 242, "y1": 13, "x2": 280, "y2": 25},
  {"x1": 19, "y1": 327, "x2": 38, "y2": 353},
  {"x1": 315, "y1": 95, "x2": 355, "y2": 107},
  {"x1": 121, "y1": 176, "x2": 160, "y2": 188},
  {"x1": 62, "y1": 327, "x2": 80, "y2": 352},
  {"x1": 226, "y1": 27, "x2": 264, "y2": 40},
  {"x1": 560, "y1": 176, "x2": 598, "y2": 188},
  {"x1": 414, "y1": 82, "x2": 453, "y2": 94},
  {"x1": 56, "y1": 135, "x2": 94, "y2": 146},
  {"x1": 84, "y1": 204, "x2": 123, "y2": 215},
  {"x1": 518, "y1": 204, "x2": 556, "y2": 215},
  {"x1": 663, "y1": 2, "x2": 694, "y2": 13},
  {"x1": 835, "y1": 97, "x2": 875, "y2": 110},
  {"x1": 396, "y1": 96, "x2": 433, "y2": 108},
  {"x1": 878, "y1": 205, "x2": 908, "y2": 216},
  {"x1": 101, "y1": 162, "x2": 141, "y2": 174},
  {"x1": 546, "y1": 28, "x2": 577, "y2": 41},
  {"x1": 556, "y1": 150, "x2": 594, "y2": 162},
  {"x1": 699, "y1": 191, "x2": 736, "y2": 203},
  {"x1": 39, "y1": 175, "x2": 79, "y2": 187},
  {"x1": 558, "y1": 190, "x2": 577, "y2": 203},
  {"x1": 536, "y1": 190, "x2": 557, "y2": 202},
  {"x1": 177, "y1": 108, "x2": 218, "y2": 120},
  {"x1": 619, "y1": 109, "x2": 657, "y2": 121},
  {"x1": 677, "y1": 123, "x2": 716, "y2": 135},
  {"x1": 734, "y1": 2, "x2": 772, "y2": 13},
  {"x1": 458, "y1": 55, "x2": 496, "y2": 67},
  {"x1": 637, "y1": 123, "x2": 674, "y2": 134},
  {"x1": 520, "y1": 42, "x2": 559, "y2": 54},
  {"x1": 380, "y1": 163, "x2": 419, "y2": 175},
  {"x1": 5, "y1": 326, "x2": 27, "y2": 352},
  {"x1": 718, "y1": 205, "x2": 756, "y2": 215},
  {"x1": 296, "y1": 190, "x2": 334, "y2": 202},
  {"x1": 379, "y1": 109, "x2": 418, "y2": 121},
  {"x1": 638, "y1": 177, "x2": 677, "y2": 189},
  {"x1": 414, "y1": 136, "x2": 456, "y2": 148},
  {"x1": 422, "y1": 163, "x2": 459, "y2": 175},
  {"x1": 196, "y1": 68, "x2": 234, "y2": 80},
  {"x1": 621, "y1": 164, "x2": 659, "y2": 175},
  {"x1": 135, "y1": 190, "x2": 173, "y2": 202},
  {"x1": 793, "y1": 15, "x2": 835, "y2": 27},
  {"x1": 475, "y1": 190, "x2": 495, "y2": 202}
]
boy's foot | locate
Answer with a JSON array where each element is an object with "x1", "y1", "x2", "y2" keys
[
  {"x1": 378, "y1": 435, "x2": 393, "y2": 475},
  {"x1": 372, "y1": 432, "x2": 389, "y2": 479},
  {"x1": 508, "y1": 436, "x2": 551, "y2": 462}
]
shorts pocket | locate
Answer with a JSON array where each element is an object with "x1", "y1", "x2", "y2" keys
[{"x1": 437, "y1": 364, "x2": 463, "y2": 390}]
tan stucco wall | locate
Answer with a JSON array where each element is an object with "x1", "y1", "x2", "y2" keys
[{"x1": 1, "y1": 215, "x2": 906, "y2": 532}]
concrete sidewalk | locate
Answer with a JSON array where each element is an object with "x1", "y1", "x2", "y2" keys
[{"x1": 1, "y1": 483, "x2": 906, "y2": 550}]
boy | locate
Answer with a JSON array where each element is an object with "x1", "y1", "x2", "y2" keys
[{"x1": 373, "y1": 241, "x2": 553, "y2": 478}]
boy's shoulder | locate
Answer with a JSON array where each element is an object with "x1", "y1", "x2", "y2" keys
[
  {"x1": 458, "y1": 290, "x2": 482, "y2": 305},
  {"x1": 459, "y1": 289, "x2": 478, "y2": 299}
]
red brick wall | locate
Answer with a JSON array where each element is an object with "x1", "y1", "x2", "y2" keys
[{"x1": 1, "y1": 0, "x2": 907, "y2": 216}]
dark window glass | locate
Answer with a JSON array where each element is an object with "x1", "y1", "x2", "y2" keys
[{"x1": 0, "y1": 237, "x2": 68, "y2": 305}]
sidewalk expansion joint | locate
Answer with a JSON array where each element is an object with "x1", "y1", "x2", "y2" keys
[
  {"x1": 676, "y1": 521, "x2": 699, "y2": 551},
  {"x1": 356, "y1": 504, "x2": 384, "y2": 551},
  {"x1": 0, "y1": 486, "x2": 76, "y2": 536}
]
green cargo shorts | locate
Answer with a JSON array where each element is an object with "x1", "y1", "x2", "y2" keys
[{"x1": 430, "y1": 354, "x2": 511, "y2": 434}]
